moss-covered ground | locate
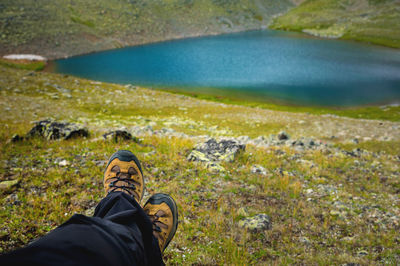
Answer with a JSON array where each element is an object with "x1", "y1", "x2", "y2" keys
[
  {"x1": 0, "y1": 59, "x2": 45, "y2": 71},
  {"x1": 1, "y1": 65, "x2": 399, "y2": 264}
]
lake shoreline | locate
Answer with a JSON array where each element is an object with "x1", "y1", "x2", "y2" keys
[
  {"x1": 52, "y1": 30, "x2": 400, "y2": 110},
  {"x1": 5, "y1": 26, "x2": 400, "y2": 62},
  {"x1": 157, "y1": 87, "x2": 400, "y2": 122}
]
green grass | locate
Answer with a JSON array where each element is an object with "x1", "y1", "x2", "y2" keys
[
  {"x1": 271, "y1": 0, "x2": 400, "y2": 49},
  {"x1": 337, "y1": 140, "x2": 400, "y2": 156},
  {"x1": 0, "y1": 59, "x2": 46, "y2": 71},
  {"x1": 70, "y1": 16, "x2": 95, "y2": 28},
  {"x1": 0, "y1": 64, "x2": 399, "y2": 264},
  {"x1": 161, "y1": 89, "x2": 400, "y2": 122}
]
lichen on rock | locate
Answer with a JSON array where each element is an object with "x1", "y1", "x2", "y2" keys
[
  {"x1": 188, "y1": 138, "x2": 245, "y2": 163},
  {"x1": 103, "y1": 129, "x2": 138, "y2": 142},
  {"x1": 187, "y1": 138, "x2": 245, "y2": 172},
  {"x1": 239, "y1": 214, "x2": 271, "y2": 232},
  {"x1": 26, "y1": 119, "x2": 89, "y2": 140},
  {"x1": 0, "y1": 179, "x2": 19, "y2": 190}
]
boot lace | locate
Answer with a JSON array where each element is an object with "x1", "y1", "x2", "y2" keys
[
  {"x1": 148, "y1": 211, "x2": 168, "y2": 248},
  {"x1": 108, "y1": 171, "x2": 136, "y2": 195}
]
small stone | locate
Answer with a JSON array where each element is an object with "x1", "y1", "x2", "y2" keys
[
  {"x1": 58, "y1": 159, "x2": 69, "y2": 166},
  {"x1": 252, "y1": 136, "x2": 266, "y2": 145},
  {"x1": 124, "y1": 84, "x2": 137, "y2": 90},
  {"x1": 0, "y1": 179, "x2": 19, "y2": 190},
  {"x1": 11, "y1": 134, "x2": 24, "y2": 142},
  {"x1": 251, "y1": 165, "x2": 267, "y2": 175},
  {"x1": 84, "y1": 207, "x2": 96, "y2": 216},
  {"x1": 103, "y1": 130, "x2": 136, "y2": 142},
  {"x1": 205, "y1": 162, "x2": 225, "y2": 172},
  {"x1": 299, "y1": 236, "x2": 311, "y2": 245},
  {"x1": 357, "y1": 250, "x2": 368, "y2": 256},
  {"x1": 238, "y1": 214, "x2": 271, "y2": 232},
  {"x1": 277, "y1": 131, "x2": 290, "y2": 140}
]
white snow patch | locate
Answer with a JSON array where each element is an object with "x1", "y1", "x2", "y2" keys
[{"x1": 3, "y1": 54, "x2": 47, "y2": 61}]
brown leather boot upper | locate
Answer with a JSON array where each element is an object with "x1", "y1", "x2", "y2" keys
[
  {"x1": 104, "y1": 150, "x2": 144, "y2": 203},
  {"x1": 143, "y1": 193, "x2": 178, "y2": 253}
]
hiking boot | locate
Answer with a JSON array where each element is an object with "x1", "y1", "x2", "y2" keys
[
  {"x1": 143, "y1": 193, "x2": 178, "y2": 253},
  {"x1": 104, "y1": 150, "x2": 144, "y2": 203}
]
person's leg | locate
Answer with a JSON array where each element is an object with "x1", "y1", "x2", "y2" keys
[
  {"x1": 0, "y1": 150, "x2": 177, "y2": 266},
  {"x1": 93, "y1": 191, "x2": 164, "y2": 265},
  {"x1": 0, "y1": 191, "x2": 163, "y2": 266}
]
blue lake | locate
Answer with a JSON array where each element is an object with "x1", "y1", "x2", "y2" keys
[{"x1": 54, "y1": 30, "x2": 400, "y2": 106}]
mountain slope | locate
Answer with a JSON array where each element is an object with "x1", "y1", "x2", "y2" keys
[
  {"x1": 271, "y1": 0, "x2": 400, "y2": 48},
  {"x1": 0, "y1": 0, "x2": 294, "y2": 59}
]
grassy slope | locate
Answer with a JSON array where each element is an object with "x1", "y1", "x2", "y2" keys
[
  {"x1": 162, "y1": 89, "x2": 400, "y2": 122},
  {"x1": 2, "y1": 0, "x2": 399, "y2": 59},
  {"x1": 1, "y1": 65, "x2": 399, "y2": 264},
  {"x1": 0, "y1": 0, "x2": 294, "y2": 59},
  {"x1": 271, "y1": 0, "x2": 400, "y2": 48}
]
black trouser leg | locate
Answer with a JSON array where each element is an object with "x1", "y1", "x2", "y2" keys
[{"x1": 0, "y1": 192, "x2": 164, "y2": 266}]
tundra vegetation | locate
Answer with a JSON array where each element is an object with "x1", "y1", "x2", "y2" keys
[
  {"x1": 0, "y1": 64, "x2": 399, "y2": 264},
  {"x1": 271, "y1": 0, "x2": 400, "y2": 48},
  {"x1": 1, "y1": 0, "x2": 400, "y2": 264}
]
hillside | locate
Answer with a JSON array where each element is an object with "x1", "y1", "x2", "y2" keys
[
  {"x1": 0, "y1": 0, "x2": 295, "y2": 59},
  {"x1": 1, "y1": 0, "x2": 400, "y2": 59},
  {"x1": 271, "y1": 0, "x2": 400, "y2": 48},
  {"x1": 0, "y1": 65, "x2": 399, "y2": 264}
]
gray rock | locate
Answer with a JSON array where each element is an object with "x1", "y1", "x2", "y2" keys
[
  {"x1": 84, "y1": 207, "x2": 96, "y2": 216},
  {"x1": 251, "y1": 165, "x2": 267, "y2": 175},
  {"x1": 103, "y1": 130, "x2": 138, "y2": 142},
  {"x1": 299, "y1": 236, "x2": 311, "y2": 245},
  {"x1": 236, "y1": 135, "x2": 251, "y2": 144},
  {"x1": 252, "y1": 136, "x2": 267, "y2": 145},
  {"x1": 27, "y1": 119, "x2": 89, "y2": 140},
  {"x1": 0, "y1": 179, "x2": 19, "y2": 190},
  {"x1": 11, "y1": 134, "x2": 24, "y2": 142},
  {"x1": 124, "y1": 84, "x2": 137, "y2": 90},
  {"x1": 238, "y1": 214, "x2": 271, "y2": 232},
  {"x1": 357, "y1": 250, "x2": 368, "y2": 256},
  {"x1": 188, "y1": 138, "x2": 245, "y2": 163},
  {"x1": 131, "y1": 125, "x2": 153, "y2": 136},
  {"x1": 278, "y1": 131, "x2": 290, "y2": 140},
  {"x1": 58, "y1": 159, "x2": 69, "y2": 167}
]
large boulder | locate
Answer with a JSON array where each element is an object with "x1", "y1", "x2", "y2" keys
[
  {"x1": 188, "y1": 138, "x2": 245, "y2": 163},
  {"x1": 27, "y1": 119, "x2": 89, "y2": 140}
]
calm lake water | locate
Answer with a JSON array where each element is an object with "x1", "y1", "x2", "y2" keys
[{"x1": 54, "y1": 30, "x2": 400, "y2": 106}]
